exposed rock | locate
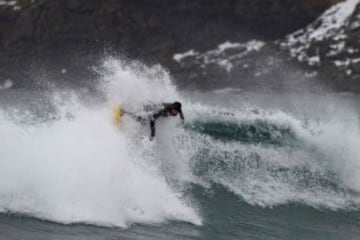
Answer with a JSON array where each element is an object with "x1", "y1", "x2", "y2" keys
[
  {"x1": 172, "y1": 0, "x2": 360, "y2": 92},
  {"x1": 280, "y1": 0, "x2": 360, "y2": 91},
  {"x1": 0, "y1": 0, "x2": 344, "y2": 89}
]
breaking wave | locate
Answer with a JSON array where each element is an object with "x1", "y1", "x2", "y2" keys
[{"x1": 1, "y1": 57, "x2": 360, "y2": 228}]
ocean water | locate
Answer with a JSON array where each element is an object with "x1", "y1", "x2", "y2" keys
[{"x1": 0, "y1": 58, "x2": 360, "y2": 239}]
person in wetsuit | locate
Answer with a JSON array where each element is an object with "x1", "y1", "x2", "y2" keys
[
  {"x1": 149, "y1": 102, "x2": 184, "y2": 140},
  {"x1": 125, "y1": 101, "x2": 184, "y2": 140}
]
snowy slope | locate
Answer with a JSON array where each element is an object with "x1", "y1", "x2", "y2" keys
[
  {"x1": 0, "y1": 0, "x2": 21, "y2": 10},
  {"x1": 280, "y1": 0, "x2": 360, "y2": 76},
  {"x1": 173, "y1": 40, "x2": 265, "y2": 73}
]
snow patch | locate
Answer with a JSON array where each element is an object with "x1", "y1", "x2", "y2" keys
[
  {"x1": 307, "y1": 0, "x2": 360, "y2": 41},
  {"x1": 0, "y1": 0, "x2": 16, "y2": 6},
  {"x1": 0, "y1": 0, "x2": 23, "y2": 10},
  {"x1": 173, "y1": 50, "x2": 198, "y2": 63},
  {"x1": 173, "y1": 40, "x2": 265, "y2": 72},
  {"x1": 308, "y1": 55, "x2": 320, "y2": 66},
  {"x1": 218, "y1": 41, "x2": 241, "y2": 52},
  {"x1": 213, "y1": 87, "x2": 243, "y2": 94},
  {"x1": 334, "y1": 58, "x2": 360, "y2": 67},
  {"x1": 280, "y1": 0, "x2": 360, "y2": 75},
  {"x1": 0, "y1": 79, "x2": 13, "y2": 90},
  {"x1": 282, "y1": 0, "x2": 359, "y2": 46}
]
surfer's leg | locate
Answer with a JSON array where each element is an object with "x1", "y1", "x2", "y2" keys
[
  {"x1": 135, "y1": 116, "x2": 147, "y2": 125},
  {"x1": 123, "y1": 111, "x2": 147, "y2": 125}
]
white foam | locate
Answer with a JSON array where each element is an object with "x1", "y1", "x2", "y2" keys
[
  {"x1": 97, "y1": 58, "x2": 179, "y2": 112},
  {"x1": 2, "y1": 58, "x2": 360, "y2": 225},
  {"x1": 0, "y1": 59, "x2": 201, "y2": 227},
  {"x1": 185, "y1": 100, "x2": 360, "y2": 210}
]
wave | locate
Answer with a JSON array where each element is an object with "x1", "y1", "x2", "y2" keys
[
  {"x1": 0, "y1": 58, "x2": 200, "y2": 228},
  {"x1": 185, "y1": 104, "x2": 360, "y2": 209},
  {"x1": 1, "y1": 57, "x2": 360, "y2": 228},
  {"x1": 189, "y1": 119, "x2": 297, "y2": 145}
]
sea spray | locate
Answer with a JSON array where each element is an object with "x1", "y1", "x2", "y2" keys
[
  {"x1": 0, "y1": 59, "x2": 201, "y2": 227},
  {"x1": 179, "y1": 98, "x2": 360, "y2": 209},
  {"x1": 1, "y1": 57, "x2": 360, "y2": 228}
]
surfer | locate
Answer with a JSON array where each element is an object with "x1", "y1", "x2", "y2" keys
[{"x1": 125, "y1": 102, "x2": 184, "y2": 140}]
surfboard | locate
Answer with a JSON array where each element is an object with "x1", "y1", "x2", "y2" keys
[{"x1": 113, "y1": 105, "x2": 124, "y2": 128}]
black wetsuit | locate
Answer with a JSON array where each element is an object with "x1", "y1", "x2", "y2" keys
[
  {"x1": 149, "y1": 103, "x2": 184, "y2": 139},
  {"x1": 125, "y1": 103, "x2": 184, "y2": 139}
]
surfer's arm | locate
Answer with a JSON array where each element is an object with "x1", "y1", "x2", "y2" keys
[
  {"x1": 179, "y1": 110, "x2": 184, "y2": 124},
  {"x1": 150, "y1": 120, "x2": 155, "y2": 140},
  {"x1": 149, "y1": 111, "x2": 162, "y2": 140}
]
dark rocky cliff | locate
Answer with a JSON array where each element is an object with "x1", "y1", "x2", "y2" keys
[{"x1": 0, "y1": 0, "x2": 343, "y2": 89}]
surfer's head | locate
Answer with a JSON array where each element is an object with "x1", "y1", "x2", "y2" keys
[{"x1": 170, "y1": 102, "x2": 181, "y2": 116}]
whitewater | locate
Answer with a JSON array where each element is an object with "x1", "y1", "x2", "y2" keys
[{"x1": 1, "y1": 58, "x2": 360, "y2": 239}]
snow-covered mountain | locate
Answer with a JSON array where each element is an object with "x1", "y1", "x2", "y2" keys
[
  {"x1": 0, "y1": 0, "x2": 356, "y2": 91},
  {"x1": 172, "y1": 0, "x2": 360, "y2": 91},
  {"x1": 173, "y1": 40, "x2": 265, "y2": 73},
  {"x1": 281, "y1": 0, "x2": 360, "y2": 79}
]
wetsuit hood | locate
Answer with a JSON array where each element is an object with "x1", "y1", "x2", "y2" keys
[{"x1": 172, "y1": 102, "x2": 182, "y2": 112}]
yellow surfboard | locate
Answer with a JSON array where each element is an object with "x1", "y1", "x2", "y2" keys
[{"x1": 113, "y1": 105, "x2": 124, "y2": 128}]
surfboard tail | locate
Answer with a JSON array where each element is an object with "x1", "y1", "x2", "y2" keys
[{"x1": 113, "y1": 105, "x2": 124, "y2": 128}]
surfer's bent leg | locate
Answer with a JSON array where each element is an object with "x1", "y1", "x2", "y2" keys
[
  {"x1": 123, "y1": 111, "x2": 147, "y2": 125},
  {"x1": 134, "y1": 116, "x2": 147, "y2": 125}
]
